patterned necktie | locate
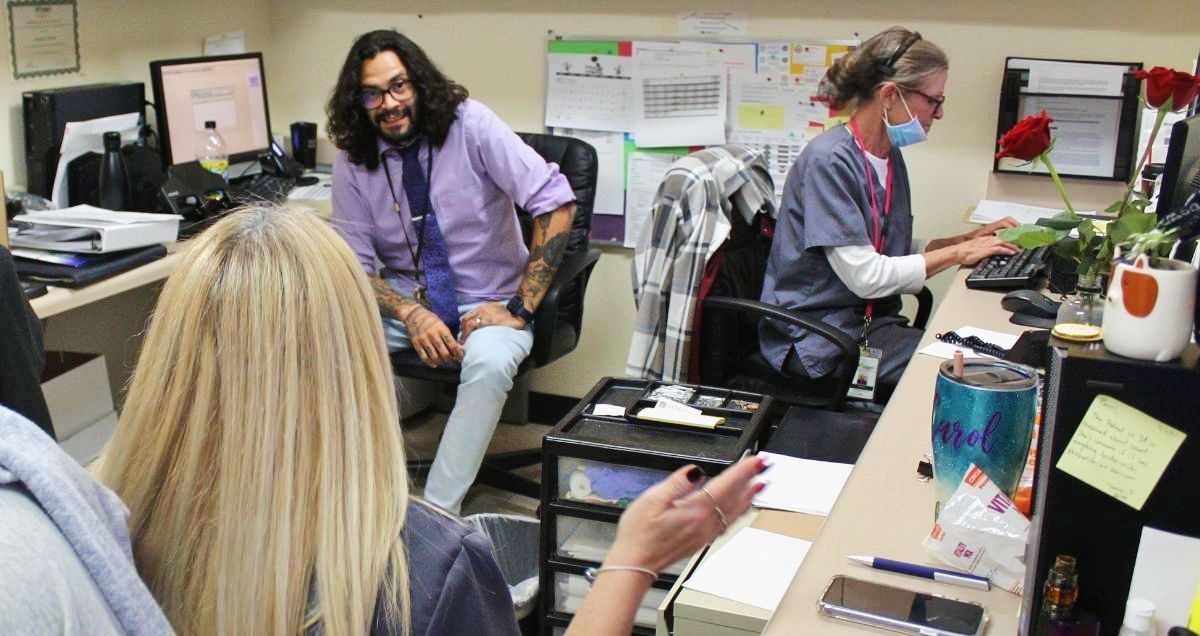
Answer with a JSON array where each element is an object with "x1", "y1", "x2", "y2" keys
[{"x1": 399, "y1": 141, "x2": 459, "y2": 337}]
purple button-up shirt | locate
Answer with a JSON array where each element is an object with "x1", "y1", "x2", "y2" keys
[{"x1": 332, "y1": 99, "x2": 575, "y2": 301}]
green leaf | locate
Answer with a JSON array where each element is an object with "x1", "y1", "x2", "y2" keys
[
  {"x1": 997, "y1": 225, "x2": 1058, "y2": 248},
  {"x1": 1055, "y1": 238, "x2": 1084, "y2": 260},
  {"x1": 1105, "y1": 200, "x2": 1125, "y2": 213},
  {"x1": 1108, "y1": 212, "x2": 1157, "y2": 243},
  {"x1": 1036, "y1": 211, "x2": 1084, "y2": 231},
  {"x1": 1128, "y1": 198, "x2": 1151, "y2": 213}
]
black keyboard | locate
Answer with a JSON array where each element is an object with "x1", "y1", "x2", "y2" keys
[
  {"x1": 227, "y1": 173, "x2": 296, "y2": 204},
  {"x1": 965, "y1": 246, "x2": 1053, "y2": 290}
]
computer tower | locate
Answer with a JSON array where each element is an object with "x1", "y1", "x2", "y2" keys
[
  {"x1": 1020, "y1": 343, "x2": 1200, "y2": 635},
  {"x1": 22, "y1": 82, "x2": 145, "y2": 198}
]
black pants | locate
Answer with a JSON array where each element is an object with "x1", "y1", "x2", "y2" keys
[{"x1": 1, "y1": 247, "x2": 54, "y2": 439}]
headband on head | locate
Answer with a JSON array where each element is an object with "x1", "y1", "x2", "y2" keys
[{"x1": 876, "y1": 32, "x2": 923, "y2": 78}]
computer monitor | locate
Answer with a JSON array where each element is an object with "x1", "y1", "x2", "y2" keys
[
  {"x1": 1157, "y1": 113, "x2": 1200, "y2": 215},
  {"x1": 149, "y1": 53, "x2": 273, "y2": 171}
]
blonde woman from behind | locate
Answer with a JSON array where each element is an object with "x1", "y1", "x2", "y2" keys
[{"x1": 97, "y1": 205, "x2": 519, "y2": 635}]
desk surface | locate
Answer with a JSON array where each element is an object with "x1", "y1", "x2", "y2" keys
[
  {"x1": 28, "y1": 194, "x2": 331, "y2": 320},
  {"x1": 762, "y1": 268, "x2": 1026, "y2": 633}
]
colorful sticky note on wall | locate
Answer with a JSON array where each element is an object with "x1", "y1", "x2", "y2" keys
[
  {"x1": 737, "y1": 104, "x2": 785, "y2": 131},
  {"x1": 1055, "y1": 395, "x2": 1186, "y2": 510}
]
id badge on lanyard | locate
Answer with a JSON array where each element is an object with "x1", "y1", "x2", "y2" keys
[{"x1": 847, "y1": 119, "x2": 893, "y2": 401}]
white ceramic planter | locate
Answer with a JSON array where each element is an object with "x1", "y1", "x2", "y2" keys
[{"x1": 1103, "y1": 254, "x2": 1198, "y2": 361}]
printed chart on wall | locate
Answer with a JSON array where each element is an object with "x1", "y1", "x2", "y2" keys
[{"x1": 545, "y1": 37, "x2": 857, "y2": 247}]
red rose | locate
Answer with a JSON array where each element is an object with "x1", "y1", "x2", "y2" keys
[
  {"x1": 996, "y1": 111, "x2": 1054, "y2": 161},
  {"x1": 1135, "y1": 66, "x2": 1200, "y2": 111}
]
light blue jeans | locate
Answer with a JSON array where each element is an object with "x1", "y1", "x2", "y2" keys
[{"x1": 383, "y1": 299, "x2": 533, "y2": 514}]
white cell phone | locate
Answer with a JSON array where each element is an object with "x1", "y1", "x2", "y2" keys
[{"x1": 817, "y1": 575, "x2": 988, "y2": 636}]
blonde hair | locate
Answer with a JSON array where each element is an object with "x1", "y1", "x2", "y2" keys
[
  {"x1": 820, "y1": 27, "x2": 949, "y2": 110},
  {"x1": 98, "y1": 205, "x2": 410, "y2": 635}
]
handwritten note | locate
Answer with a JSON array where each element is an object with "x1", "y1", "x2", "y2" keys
[{"x1": 1056, "y1": 395, "x2": 1186, "y2": 510}]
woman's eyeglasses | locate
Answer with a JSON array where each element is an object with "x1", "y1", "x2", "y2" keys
[
  {"x1": 359, "y1": 79, "x2": 414, "y2": 109},
  {"x1": 902, "y1": 87, "x2": 946, "y2": 113}
]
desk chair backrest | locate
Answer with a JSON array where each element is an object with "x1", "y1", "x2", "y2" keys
[{"x1": 514, "y1": 132, "x2": 599, "y2": 367}]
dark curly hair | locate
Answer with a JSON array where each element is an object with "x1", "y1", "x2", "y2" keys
[{"x1": 326, "y1": 30, "x2": 469, "y2": 169}]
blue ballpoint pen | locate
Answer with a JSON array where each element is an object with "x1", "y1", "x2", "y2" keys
[{"x1": 847, "y1": 555, "x2": 991, "y2": 591}]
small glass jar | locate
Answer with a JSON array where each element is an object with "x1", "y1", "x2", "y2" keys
[{"x1": 1056, "y1": 274, "x2": 1105, "y2": 328}]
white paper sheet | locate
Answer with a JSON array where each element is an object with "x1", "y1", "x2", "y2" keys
[
  {"x1": 590, "y1": 404, "x2": 626, "y2": 417},
  {"x1": 752, "y1": 451, "x2": 853, "y2": 516},
  {"x1": 51, "y1": 113, "x2": 143, "y2": 209},
  {"x1": 632, "y1": 40, "x2": 756, "y2": 75},
  {"x1": 623, "y1": 151, "x2": 683, "y2": 248},
  {"x1": 676, "y1": 12, "x2": 747, "y2": 37},
  {"x1": 1023, "y1": 60, "x2": 1127, "y2": 97},
  {"x1": 917, "y1": 326, "x2": 1021, "y2": 361},
  {"x1": 544, "y1": 53, "x2": 635, "y2": 132},
  {"x1": 552, "y1": 128, "x2": 627, "y2": 216},
  {"x1": 1127, "y1": 526, "x2": 1200, "y2": 633},
  {"x1": 633, "y1": 71, "x2": 727, "y2": 148},
  {"x1": 204, "y1": 31, "x2": 245, "y2": 56},
  {"x1": 682, "y1": 527, "x2": 812, "y2": 611},
  {"x1": 1017, "y1": 95, "x2": 1122, "y2": 178}
]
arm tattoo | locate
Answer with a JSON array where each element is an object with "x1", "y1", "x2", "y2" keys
[
  {"x1": 519, "y1": 205, "x2": 574, "y2": 309},
  {"x1": 368, "y1": 274, "x2": 421, "y2": 322}
]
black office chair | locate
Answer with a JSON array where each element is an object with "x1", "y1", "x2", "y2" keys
[
  {"x1": 695, "y1": 212, "x2": 932, "y2": 411},
  {"x1": 391, "y1": 132, "x2": 600, "y2": 499}
]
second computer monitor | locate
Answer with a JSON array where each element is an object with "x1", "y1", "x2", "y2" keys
[
  {"x1": 149, "y1": 52, "x2": 273, "y2": 169},
  {"x1": 1158, "y1": 113, "x2": 1200, "y2": 215}
]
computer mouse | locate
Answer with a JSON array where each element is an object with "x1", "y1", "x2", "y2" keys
[
  {"x1": 296, "y1": 175, "x2": 321, "y2": 186},
  {"x1": 1001, "y1": 289, "x2": 1061, "y2": 319}
]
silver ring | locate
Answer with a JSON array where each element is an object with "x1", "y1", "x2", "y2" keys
[
  {"x1": 699, "y1": 486, "x2": 729, "y2": 532},
  {"x1": 475, "y1": 317, "x2": 482, "y2": 326}
]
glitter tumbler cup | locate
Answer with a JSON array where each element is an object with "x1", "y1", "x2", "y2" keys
[{"x1": 931, "y1": 359, "x2": 1038, "y2": 511}]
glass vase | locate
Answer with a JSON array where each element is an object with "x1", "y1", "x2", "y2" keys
[{"x1": 1056, "y1": 274, "x2": 1105, "y2": 328}]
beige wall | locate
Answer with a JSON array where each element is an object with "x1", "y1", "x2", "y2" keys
[{"x1": 3, "y1": 0, "x2": 1197, "y2": 398}]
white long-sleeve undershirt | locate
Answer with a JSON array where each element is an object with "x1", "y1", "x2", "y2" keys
[{"x1": 825, "y1": 242, "x2": 927, "y2": 299}]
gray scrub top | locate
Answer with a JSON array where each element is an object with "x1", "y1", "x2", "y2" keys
[{"x1": 758, "y1": 124, "x2": 914, "y2": 378}]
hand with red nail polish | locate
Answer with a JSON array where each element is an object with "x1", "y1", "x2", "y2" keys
[{"x1": 566, "y1": 456, "x2": 764, "y2": 636}]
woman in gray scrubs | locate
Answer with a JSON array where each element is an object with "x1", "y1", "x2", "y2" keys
[{"x1": 759, "y1": 27, "x2": 1017, "y2": 402}]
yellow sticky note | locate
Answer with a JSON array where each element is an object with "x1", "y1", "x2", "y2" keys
[
  {"x1": 737, "y1": 104, "x2": 785, "y2": 131},
  {"x1": 1056, "y1": 395, "x2": 1186, "y2": 510}
]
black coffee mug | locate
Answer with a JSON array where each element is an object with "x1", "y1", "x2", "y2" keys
[{"x1": 290, "y1": 121, "x2": 318, "y2": 169}]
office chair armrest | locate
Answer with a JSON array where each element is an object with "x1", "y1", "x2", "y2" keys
[
  {"x1": 912, "y1": 286, "x2": 933, "y2": 330},
  {"x1": 702, "y1": 296, "x2": 861, "y2": 407},
  {"x1": 530, "y1": 247, "x2": 602, "y2": 366}
]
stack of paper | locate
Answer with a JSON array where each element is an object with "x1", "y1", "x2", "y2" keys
[
  {"x1": 682, "y1": 527, "x2": 813, "y2": 611},
  {"x1": 971, "y1": 199, "x2": 1100, "y2": 226},
  {"x1": 752, "y1": 451, "x2": 854, "y2": 516}
]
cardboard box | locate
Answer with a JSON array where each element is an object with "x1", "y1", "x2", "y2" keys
[{"x1": 41, "y1": 351, "x2": 116, "y2": 465}]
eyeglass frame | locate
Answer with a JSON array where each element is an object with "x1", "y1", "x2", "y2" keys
[
  {"x1": 900, "y1": 86, "x2": 946, "y2": 114},
  {"x1": 359, "y1": 78, "x2": 415, "y2": 110}
]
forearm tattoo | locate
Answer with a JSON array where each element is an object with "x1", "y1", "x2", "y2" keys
[
  {"x1": 520, "y1": 205, "x2": 574, "y2": 308},
  {"x1": 368, "y1": 275, "x2": 421, "y2": 322}
]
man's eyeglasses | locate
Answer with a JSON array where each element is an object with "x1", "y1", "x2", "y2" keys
[
  {"x1": 902, "y1": 87, "x2": 946, "y2": 113},
  {"x1": 359, "y1": 79, "x2": 414, "y2": 109}
]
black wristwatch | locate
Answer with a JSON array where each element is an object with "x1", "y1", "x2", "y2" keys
[{"x1": 506, "y1": 296, "x2": 535, "y2": 324}]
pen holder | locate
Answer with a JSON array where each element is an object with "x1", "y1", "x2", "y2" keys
[{"x1": 931, "y1": 359, "x2": 1037, "y2": 514}]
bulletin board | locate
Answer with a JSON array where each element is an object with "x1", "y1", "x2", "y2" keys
[{"x1": 542, "y1": 36, "x2": 858, "y2": 247}]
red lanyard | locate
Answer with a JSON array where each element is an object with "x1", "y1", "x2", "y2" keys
[{"x1": 848, "y1": 118, "x2": 894, "y2": 324}]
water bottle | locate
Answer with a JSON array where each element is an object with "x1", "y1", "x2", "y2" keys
[
  {"x1": 97, "y1": 131, "x2": 131, "y2": 210},
  {"x1": 195, "y1": 120, "x2": 228, "y2": 180}
]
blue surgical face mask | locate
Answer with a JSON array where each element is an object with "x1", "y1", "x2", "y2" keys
[{"x1": 883, "y1": 92, "x2": 927, "y2": 147}]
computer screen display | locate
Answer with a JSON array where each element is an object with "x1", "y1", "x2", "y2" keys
[
  {"x1": 1158, "y1": 113, "x2": 1200, "y2": 215},
  {"x1": 149, "y1": 53, "x2": 272, "y2": 168}
]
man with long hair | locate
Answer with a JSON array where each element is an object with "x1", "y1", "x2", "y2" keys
[{"x1": 326, "y1": 30, "x2": 576, "y2": 514}]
